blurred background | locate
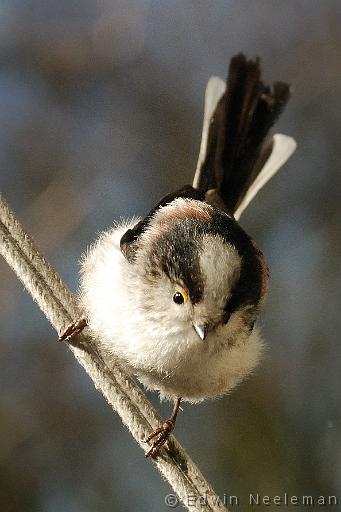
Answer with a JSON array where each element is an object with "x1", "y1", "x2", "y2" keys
[{"x1": 1, "y1": 1, "x2": 341, "y2": 510}]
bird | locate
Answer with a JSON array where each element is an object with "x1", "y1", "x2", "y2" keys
[{"x1": 59, "y1": 54, "x2": 296, "y2": 458}]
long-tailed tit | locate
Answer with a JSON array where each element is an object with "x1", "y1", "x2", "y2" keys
[{"x1": 60, "y1": 54, "x2": 296, "y2": 458}]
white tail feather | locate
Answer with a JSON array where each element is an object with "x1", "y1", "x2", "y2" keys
[
  {"x1": 193, "y1": 76, "x2": 226, "y2": 189},
  {"x1": 234, "y1": 134, "x2": 296, "y2": 220}
]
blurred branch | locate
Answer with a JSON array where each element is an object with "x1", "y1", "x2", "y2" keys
[{"x1": 0, "y1": 193, "x2": 228, "y2": 512}]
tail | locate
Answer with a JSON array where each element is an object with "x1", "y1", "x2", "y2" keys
[
  {"x1": 120, "y1": 55, "x2": 296, "y2": 259},
  {"x1": 193, "y1": 54, "x2": 296, "y2": 218}
]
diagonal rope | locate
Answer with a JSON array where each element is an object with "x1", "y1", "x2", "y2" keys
[{"x1": 0, "y1": 193, "x2": 228, "y2": 512}]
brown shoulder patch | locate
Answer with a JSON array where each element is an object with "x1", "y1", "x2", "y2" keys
[{"x1": 156, "y1": 200, "x2": 213, "y2": 227}]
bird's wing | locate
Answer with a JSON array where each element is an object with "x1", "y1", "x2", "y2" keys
[{"x1": 193, "y1": 53, "x2": 296, "y2": 216}]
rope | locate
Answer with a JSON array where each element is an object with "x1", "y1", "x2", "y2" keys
[{"x1": 0, "y1": 193, "x2": 229, "y2": 512}]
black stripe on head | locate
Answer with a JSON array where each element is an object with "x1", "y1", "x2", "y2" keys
[
  {"x1": 145, "y1": 220, "x2": 204, "y2": 304},
  {"x1": 208, "y1": 210, "x2": 268, "y2": 318},
  {"x1": 120, "y1": 185, "x2": 205, "y2": 262},
  {"x1": 142, "y1": 203, "x2": 267, "y2": 314}
]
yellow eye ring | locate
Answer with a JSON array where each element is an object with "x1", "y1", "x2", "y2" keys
[{"x1": 173, "y1": 290, "x2": 188, "y2": 305}]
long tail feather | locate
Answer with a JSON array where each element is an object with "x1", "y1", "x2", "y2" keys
[{"x1": 195, "y1": 54, "x2": 294, "y2": 214}]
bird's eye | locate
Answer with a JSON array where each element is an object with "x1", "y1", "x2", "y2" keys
[{"x1": 173, "y1": 291, "x2": 187, "y2": 305}]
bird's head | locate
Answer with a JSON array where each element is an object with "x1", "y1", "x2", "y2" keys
[{"x1": 126, "y1": 198, "x2": 268, "y2": 341}]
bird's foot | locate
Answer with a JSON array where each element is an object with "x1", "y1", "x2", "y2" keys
[
  {"x1": 145, "y1": 397, "x2": 181, "y2": 458},
  {"x1": 59, "y1": 317, "x2": 88, "y2": 342},
  {"x1": 145, "y1": 419, "x2": 175, "y2": 458}
]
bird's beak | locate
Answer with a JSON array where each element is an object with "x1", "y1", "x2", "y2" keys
[{"x1": 192, "y1": 322, "x2": 209, "y2": 341}]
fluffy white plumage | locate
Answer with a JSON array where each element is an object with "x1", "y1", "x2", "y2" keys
[{"x1": 80, "y1": 199, "x2": 264, "y2": 403}]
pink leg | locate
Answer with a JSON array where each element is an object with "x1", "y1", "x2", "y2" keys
[
  {"x1": 59, "y1": 318, "x2": 87, "y2": 342},
  {"x1": 145, "y1": 398, "x2": 181, "y2": 458}
]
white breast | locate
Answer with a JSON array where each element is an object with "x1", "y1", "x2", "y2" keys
[{"x1": 80, "y1": 221, "x2": 264, "y2": 403}]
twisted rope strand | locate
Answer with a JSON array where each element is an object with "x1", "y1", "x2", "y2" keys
[{"x1": 0, "y1": 193, "x2": 228, "y2": 512}]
